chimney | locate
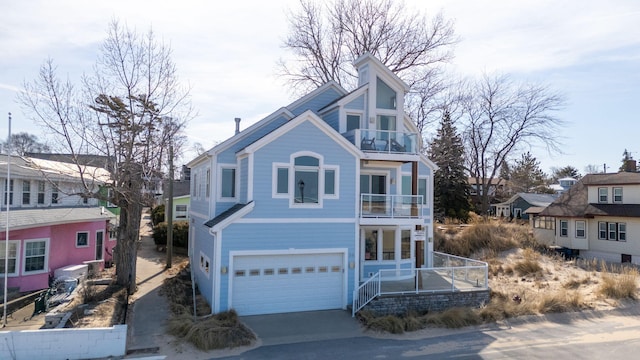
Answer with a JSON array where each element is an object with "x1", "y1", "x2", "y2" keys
[
  {"x1": 234, "y1": 117, "x2": 241, "y2": 135},
  {"x1": 625, "y1": 159, "x2": 637, "y2": 172}
]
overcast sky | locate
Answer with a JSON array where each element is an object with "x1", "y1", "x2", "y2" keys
[{"x1": 1, "y1": 0, "x2": 639, "y2": 174}]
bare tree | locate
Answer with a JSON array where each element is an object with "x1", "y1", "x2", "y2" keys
[
  {"x1": 460, "y1": 73, "x2": 566, "y2": 214},
  {"x1": 19, "y1": 20, "x2": 193, "y2": 293},
  {"x1": 279, "y1": 0, "x2": 457, "y2": 135},
  {"x1": 1, "y1": 132, "x2": 51, "y2": 156}
]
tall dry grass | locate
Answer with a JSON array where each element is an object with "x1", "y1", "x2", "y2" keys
[{"x1": 597, "y1": 262, "x2": 639, "y2": 300}]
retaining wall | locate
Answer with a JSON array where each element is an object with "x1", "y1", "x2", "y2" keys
[
  {"x1": 0, "y1": 325, "x2": 127, "y2": 360},
  {"x1": 362, "y1": 290, "x2": 490, "y2": 316}
]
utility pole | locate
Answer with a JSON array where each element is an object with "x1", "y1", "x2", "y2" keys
[
  {"x1": 166, "y1": 145, "x2": 174, "y2": 269},
  {"x1": 3, "y1": 112, "x2": 12, "y2": 328}
]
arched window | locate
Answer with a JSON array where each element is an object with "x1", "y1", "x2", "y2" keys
[{"x1": 294, "y1": 156, "x2": 319, "y2": 204}]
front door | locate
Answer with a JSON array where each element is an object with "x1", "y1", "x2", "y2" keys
[
  {"x1": 95, "y1": 231, "x2": 104, "y2": 260},
  {"x1": 415, "y1": 240, "x2": 424, "y2": 268}
]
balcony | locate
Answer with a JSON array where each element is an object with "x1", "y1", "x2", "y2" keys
[
  {"x1": 360, "y1": 194, "x2": 424, "y2": 219},
  {"x1": 344, "y1": 129, "x2": 419, "y2": 155}
]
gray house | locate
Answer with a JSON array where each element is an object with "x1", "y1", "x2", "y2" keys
[{"x1": 494, "y1": 192, "x2": 557, "y2": 220}]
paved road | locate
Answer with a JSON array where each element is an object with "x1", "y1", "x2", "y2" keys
[{"x1": 217, "y1": 307, "x2": 640, "y2": 359}]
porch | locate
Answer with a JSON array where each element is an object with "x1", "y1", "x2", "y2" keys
[
  {"x1": 352, "y1": 252, "x2": 489, "y2": 316},
  {"x1": 360, "y1": 194, "x2": 425, "y2": 219},
  {"x1": 343, "y1": 129, "x2": 419, "y2": 155}
]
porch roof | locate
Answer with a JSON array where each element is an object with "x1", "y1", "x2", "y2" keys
[{"x1": 204, "y1": 202, "x2": 252, "y2": 228}]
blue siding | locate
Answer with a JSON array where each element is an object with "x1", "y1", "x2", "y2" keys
[
  {"x1": 322, "y1": 108, "x2": 340, "y2": 132},
  {"x1": 191, "y1": 215, "x2": 215, "y2": 309},
  {"x1": 290, "y1": 87, "x2": 343, "y2": 116},
  {"x1": 345, "y1": 94, "x2": 365, "y2": 110},
  {"x1": 249, "y1": 120, "x2": 358, "y2": 219},
  {"x1": 218, "y1": 222, "x2": 356, "y2": 311}
]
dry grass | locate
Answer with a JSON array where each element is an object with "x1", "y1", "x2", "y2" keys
[
  {"x1": 358, "y1": 222, "x2": 640, "y2": 333},
  {"x1": 161, "y1": 263, "x2": 255, "y2": 350}
]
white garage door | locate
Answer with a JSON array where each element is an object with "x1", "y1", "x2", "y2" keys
[{"x1": 231, "y1": 252, "x2": 345, "y2": 315}]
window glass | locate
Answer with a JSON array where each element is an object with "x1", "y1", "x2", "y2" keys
[
  {"x1": 376, "y1": 77, "x2": 397, "y2": 109},
  {"x1": 619, "y1": 223, "x2": 626, "y2": 241},
  {"x1": 277, "y1": 168, "x2": 289, "y2": 194},
  {"x1": 599, "y1": 222, "x2": 607, "y2": 239},
  {"x1": 401, "y1": 230, "x2": 411, "y2": 259},
  {"x1": 25, "y1": 240, "x2": 46, "y2": 272},
  {"x1": 365, "y1": 229, "x2": 377, "y2": 260},
  {"x1": 598, "y1": 187, "x2": 608, "y2": 202},
  {"x1": 346, "y1": 114, "x2": 360, "y2": 131},
  {"x1": 77, "y1": 232, "x2": 89, "y2": 247},
  {"x1": 51, "y1": 182, "x2": 59, "y2": 204},
  {"x1": 4, "y1": 179, "x2": 13, "y2": 205},
  {"x1": 0, "y1": 241, "x2": 18, "y2": 275},
  {"x1": 221, "y1": 168, "x2": 236, "y2": 198},
  {"x1": 613, "y1": 187, "x2": 622, "y2": 202},
  {"x1": 206, "y1": 169, "x2": 211, "y2": 198},
  {"x1": 360, "y1": 175, "x2": 370, "y2": 194},
  {"x1": 325, "y1": 169, "x2": 335, "y2": 195},
  {"x1": 38, "y1": 181, "x2": 45, "y2": 204},
  {"x1": 295, "y1": 169, "x2": 318, "y2": 203},
  {"x1": 560, "y1": 220, "x2": 568, "y2": 237},
  {"x1": 294, "y1": 156, "x2": 319, "y2": 167},
  {"x1": 382, "y1": 230, "x2": 395, "y2": 260},
  {"x1": 575, "y1": 221, "x2": 585, "y2": 238},
  {"x1": 608, "y1": 223, "x2": 617, "y2": 240},
  {"x1": 401, "y1": 176, "x2": 411, "y2": 195},
  {"x1": 418, "y1": 178, "x2": 427, "y2": 204}
]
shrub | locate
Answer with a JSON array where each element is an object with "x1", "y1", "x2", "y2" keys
[
  {"x1": 151, "y1": 204, "x2": 165, "y2": 225},
  {"x1": 598, "y1": 267, "x2": 639, "y2": 300},
  {"x1": 514, "y1": 258, "x2": 542, "y2": 277},
  {"x1": 153, "y1": 221, "x2": 189, "y2": 248}
]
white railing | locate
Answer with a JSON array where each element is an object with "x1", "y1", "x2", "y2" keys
[
  {"x1": 342, "y1": 129, "x2": 419, "y2": 154},
  {"x1": 360, "y1": 193, "x2": 424, "y2": 218},
  {"x1": 352, "y1": 254, "x2": 489, "y2": 316}
]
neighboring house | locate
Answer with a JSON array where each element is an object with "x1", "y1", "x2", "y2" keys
[
  {"x1": 0, "y1": 156, "x2": 116, "y2": 293},
  {"x1": 537, "y1": 164, "x2": 640, "y2": 264},
  {"x1": 164, "y1": 180, "x2": 190, "y2": 221},
  {"x1": 549, "y1": 177, "x2": 578, "y2": 195},
  {"x1": 494, "y1": 192, "x2": 556, "y2": 220},
  {"x1": 188, "y1": 53, "x2": 437, "y2": 316}
]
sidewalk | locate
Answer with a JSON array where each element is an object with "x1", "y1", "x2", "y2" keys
[{"x1": 127, "y1": 210, "x2": 172, "y2": 355}]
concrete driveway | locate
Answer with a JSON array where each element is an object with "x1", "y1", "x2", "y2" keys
[{"x1": 241, "y1": 309, "x2": 365, "y2": 346}]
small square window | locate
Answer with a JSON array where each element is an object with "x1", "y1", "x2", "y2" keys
[{"x1": 76, "y1": 232, "x2": 89, "y2": 247}]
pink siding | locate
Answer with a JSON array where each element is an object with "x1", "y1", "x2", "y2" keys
[{"x1": 1, "y1": 219, "x2": 114, "y2": 293}]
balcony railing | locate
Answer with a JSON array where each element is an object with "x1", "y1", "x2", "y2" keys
[
  {"x1": 360, "y1": 193, "x2": 424, "y2": 218},
  {"x1": 343, "y1": 129, "x2": 419, "y2": 154},
  {"x1": 352, "y1": 252, "x2": 489, "y2": 316}
]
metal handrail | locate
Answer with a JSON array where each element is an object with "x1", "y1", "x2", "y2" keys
[{"x1": 352, "y1": 272, "x2": 381, "y2": 316}]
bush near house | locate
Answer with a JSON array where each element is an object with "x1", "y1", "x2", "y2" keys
[
  {"x1": 153, "y1": 221, "x2": 189, "y2": 248},
  {"x1": 151, "y1": 204, "x2": 165, "y2": 225}
]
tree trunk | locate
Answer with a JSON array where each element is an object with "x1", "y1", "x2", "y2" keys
[{"x1": 115, "y1": 201, "x2": 142, "y2": 294}]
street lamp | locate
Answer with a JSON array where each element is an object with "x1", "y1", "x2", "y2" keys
[{"x1": 298, "y1": 179, "x2": 305, "y2": 203}]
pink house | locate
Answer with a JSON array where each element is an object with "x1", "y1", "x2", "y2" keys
[{"x1": 1, "y1": 207, "x2": 116, "y2": 292}]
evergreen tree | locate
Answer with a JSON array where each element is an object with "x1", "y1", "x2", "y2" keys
[
  {"x1": 550, "y1": 165, "x2": 581, "y2": 182},
  {"x1": 509, "y1": 152, "x2": 547, "y2": 193},
  {"x1": 429, "y1": 112, "x2": 470, "y2": 221}
]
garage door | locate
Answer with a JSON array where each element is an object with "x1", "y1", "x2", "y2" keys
[{"x1": 231, "y1": 252, "x2": 344, "y2": 315}]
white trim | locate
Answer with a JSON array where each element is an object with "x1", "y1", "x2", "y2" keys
[
  {"x1": 209, "y1": 202, "x2": 256, "y2": 234},
  {"x1": 214, "y1": 232, "x2": 221, "y2": 313},
  {"x1": 234, "y1": 218, "x2": 356, "y2": 224},
  {"x1": 217, "y1": 163, "x2": 238, "y2": 202},
  {"x1": 290, "y1": 151, "x2": 324, "y2": 209},
  {"x1": 76, "y1": 231, "x2": 90, "y2": 248},
  {"x1": 199, "y1": 250, "x2": 211, "y2": 279},
  {"x1": 0, "y1": 240, "x2": 20, "y2": 277},
  {"x1": 341, "y1": 109, "x2": 365, "y2": 133},
  {"x1": 228, "y1": 248, "x2": 349, "y2": 312},
  {"x1": 247, "y1": 153, "x2": 254, "y2": 202},
  {"x1": 22, "y1": 238, "x2": 49, "y2": 275},
  {"x1": 272, "y1": 162, "x2": 290, "y2": 199},
  {"x1": 189, "y1": 210, "x2": 209, "y2": 220}
]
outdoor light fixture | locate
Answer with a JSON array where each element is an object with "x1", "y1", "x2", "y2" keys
[
  {"x1": 221, "y1": 266, "x2": 228, "y2": 274},
  {"x1": 298, "y1": 179, "x2": 305, "y2": 203}
]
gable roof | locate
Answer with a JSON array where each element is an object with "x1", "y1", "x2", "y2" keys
[
  {"x1": 540, "y1": 172, "x2": 640, "y2": 218},
  {"x1": 0, "y1": 207, "x2": 115, "y2": 232},
  {"x1": 353, "y1": 52, "x2": 410, "y2": 92},
  {"x1": 513, "y1": 193, "x2": 556, "y2": 207}
]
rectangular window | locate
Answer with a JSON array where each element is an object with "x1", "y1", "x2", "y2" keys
[
  {"x1": 365, "y1": 229, "x2": 377, "y2": 260},
  {"x1": 206, "y1": 168, "x2": 211, "y2": 198},
  {"x1": 608, "y1": 223, "x2": 617, "y2": 241},
  {"x1": 418, "y1": 178, "x2": 427, "y2": 204},
  {"x1": 221, "y1": 168, "x2": 236, "y2": 198},
  {"x1": 95, "y1": 231, "x2": 104, "y2": 261},
  {"x1": 559, "y1": 220, "x2": 568, "y2": 237},
  {"x1": 401, "y1": 230, "x2": 411, "y2": 259},
  {"x1": 192, "y1": 171, "x2": 197, "y2": 197},
  {"x1": 4, "y1": 179, "x2": 13, "y2": 205},
  {"x1": 76, "y1": 231, "x2": 89, "y2": 247},
  {"x1": 346, "y1": 114, "x2": 360, "y2": 131},
  {"x1": 276, "y1": 167, "x2": 289, "y2": 194},
  {"x1": 0, "y1": 241, "x2": 19, "y2": 275},
  {"x1": 51, "y1": 182, "x2": 59, "y2": 204},
  {"x1": 24, "y1": 240, "x2": 46, "y2": 273},
  {"x1": 619, "y1": 223, "x2": 626, "y2": 241},
  {"x1": 37, "y1": 181, "x2": 45, "y2": 204},
  {"x1": 22, "y1": 181, "x2": 31, "y2": 205},
  {"x1": 598, "y1": 222, "x2": 607, "y2": 239},
  {"x1": 382, "y1": 230, "x2": 395, "y2": 260},
  {"x1": 613, "y1": 187, "x2": 623, "y2": 203},
  {"x1": 598, "y1": 187, "x2": 608, "y2": 203},
  {"x1": 376, "y1": 77, "x2": 397, "y2": 110},
  {"x1": 324, "y1": 169, "x2": 335, "y2": 195},
  {"x1": 575, "y1": 221, "x2": 586, "y2": 238}
]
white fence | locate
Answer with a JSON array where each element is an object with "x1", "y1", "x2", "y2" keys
[{"x1": 0, "y1": 325, "x2": 127, "y2": 360}]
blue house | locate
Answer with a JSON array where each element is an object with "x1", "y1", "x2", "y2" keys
[{"x1": 187, "y1": 54, "x2": 438, "y2": 316}]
